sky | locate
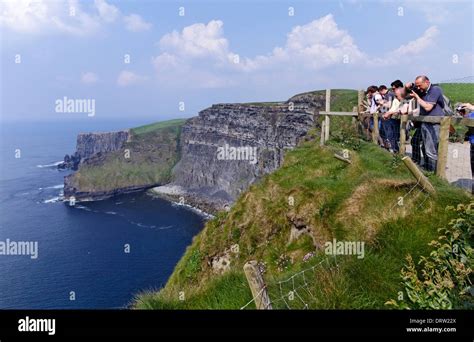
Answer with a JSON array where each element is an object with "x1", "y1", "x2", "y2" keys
[{"x1": 1, "y1": 0, "x2": 473, "y2": 124}]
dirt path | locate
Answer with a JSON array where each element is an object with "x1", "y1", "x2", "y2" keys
[{"x1": 405, "y1": 142, "x2": 472, "y2": 192}]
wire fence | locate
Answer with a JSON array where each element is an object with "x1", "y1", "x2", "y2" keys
[{"x1": 241, "y1": 257, "x2": 340, "y2": 310}]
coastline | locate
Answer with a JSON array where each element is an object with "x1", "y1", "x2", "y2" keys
[{"x1": 148, "y1": 185, "x2": 217, "y2": 219}]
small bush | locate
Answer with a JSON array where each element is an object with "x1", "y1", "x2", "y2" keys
[{"x1": 386, "y1": 202, "x2": 473, "y2": 309}]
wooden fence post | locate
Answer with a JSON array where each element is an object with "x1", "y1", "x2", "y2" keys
[
  {"x1": 325, "y1": 116, "x2": 330, "y2": 142},
  {"x1": 372, "y1": 112, "x2": 379, "y2": 144},
  {"x1": 325, "y1": 88, "x2": 331, "y2": 112},
  {"x1": 402, "y1": 156, "x2": 436, "y2": 195},
  {"x1": 399, "y1": 114, "x2": 408, "y2": 155},
  {"x1": 320, "y1": 121, "x2": 326, "y2": 147},
  {"x1": 357, "y1": 90, "x2": 365, "y2": 113},
  {"x1": 243, "y1": 261, "x2": 272, "y2": 310},
  {"x1": 325, "y1": 89, "x2": 331, "y2": 142},
  {"x1": 436, "y1": 117, "x2": 451, "y2": 179}
]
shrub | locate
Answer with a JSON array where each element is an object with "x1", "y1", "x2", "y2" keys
[{"x1": 386, "y1": 202, "x2": 473, "y2": 309}]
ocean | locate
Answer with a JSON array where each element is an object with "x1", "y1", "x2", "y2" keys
[{"x1": 0, "y1": 120, "x2": 205, "y2": 309}]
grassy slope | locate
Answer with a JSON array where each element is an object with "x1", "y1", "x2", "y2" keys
[
  {"x1": 134, "y1": 139, "x2": 470, "y2": 309},
  {"x1": 132, "y1": 88, "x2": 471, "y2": 310},
  {"x1": 439, "y1": 83, "x2": 474, "y2": 104},
  {"x1": 71, "y1": 119, "x2": 186, "y2": 192}
]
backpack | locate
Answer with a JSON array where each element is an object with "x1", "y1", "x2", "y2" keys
[
  {"x1": 432, "y1": 83, "x2": 454, "y2": 116},
  {"x1": 442, "y1": 94, "x2": 454, "y2": 116}
]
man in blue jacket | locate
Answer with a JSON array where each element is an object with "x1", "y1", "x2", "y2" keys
[{"x1": 407, "y1": 75, "x2": 445, "y2": 171}]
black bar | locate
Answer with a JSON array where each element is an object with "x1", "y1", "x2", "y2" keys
[{"x1": 0, "y1": 310, "x2": 472, "y2": 337}]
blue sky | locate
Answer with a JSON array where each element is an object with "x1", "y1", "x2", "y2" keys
[{"x1": 1, "y1": 0, "x2": 473, "y2": 123}]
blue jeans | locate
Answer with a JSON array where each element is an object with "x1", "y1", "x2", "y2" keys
[
  {"x1": 384, "y1": 119, "x2": 400, "y2": 152},
  {"x1": 421, "y1": 122, "x2": 440, "y2": 171}
]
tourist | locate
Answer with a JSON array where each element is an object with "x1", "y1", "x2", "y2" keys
[
  {"x1": 406, "y1": 76, "x2": 446, "y2": 172},
  {"x1": 370, "y1": 86, "x2": 386, "y2": 147},
  {"x1": 359, "y1": 86, "x2": 378, "y2": 140},
  {"x1": 378, "y1": 85, "x2": 392, "y2": 149},
  {"x1": 382, "y1": 87, "x2": 406, "y2": 152}
]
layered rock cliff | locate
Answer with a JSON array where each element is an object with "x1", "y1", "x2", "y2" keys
[
  {"x1": 63, "y1": 122, "x2": 183, "y2": 201},
  {"x1": 59, "y1": 130, "x2": 129, "y2": 170},
  {"x1": 62, "y1": 91, "x2": 330, "y2": 208},
  {"x1": 169, "y1": 101, "x2": 317, "y2": 209},
  {"x1": 76, "y1": 131, "x2": 130, "y2": 159}
]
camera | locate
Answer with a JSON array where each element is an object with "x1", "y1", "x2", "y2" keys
[
  {"x1": 405, "y1": 83, "x2": 424, "y2": 97},
  {"x1": 455, "y1": 104, "x2": 466, "y2": 115}
]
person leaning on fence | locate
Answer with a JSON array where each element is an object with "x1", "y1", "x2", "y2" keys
[
  {"x1": 382, "y1": 87, "x2": 407, "y2": 152},
  {"x1": 370, "y1": 86, "x2": 387, "y2": 146},
  {"x1": 406, "y1": 76, "x2": 445, "y2": 172},
  {"x1": 390, "y1": 79, "x2": 404, "y2": 93},
  {"x1": 378, "y1": 85, "x2": 392, "y2": 149},
  {"x1": 359, "y1": 86, "x2": 378, "y2": 140},
  {"x1": 406, "y1": 87, "x2": 428, "y2": 167}
]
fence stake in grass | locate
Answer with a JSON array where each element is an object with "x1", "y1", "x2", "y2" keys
[
  {"x1": 325, "y1": 116, "x2": 330, "y2": 142},
  {"x1": 320, "y1": 121, "x2": 326, "y2": 147},
  {"x1": 357, "y1": 90, "x2": 365, "y2": 113},
  {"x1": 399, "y1": 114, "x2": 408, "y2": 155},
  {"x1": 334, "y1": 153, "x2": 352, "y2": 164},
  {"x1": 243, "y1": 261, "x2": 272, "y2": 310},
  {"x1": 372, "y1": 112, "x2": 379, "y2": 144},
  {"x1": 402, "y1": 156, "x2": 436, "y2": 195},
  {"x1": 325, "y1": 89, "x2": 331, "y2": 142},
  {"x1": 436, "y1": 116, "x2": 451, "y2": 179}
]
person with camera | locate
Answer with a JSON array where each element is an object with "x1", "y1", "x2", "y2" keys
[{"x1": 406, "y1": 75, "x2": 445, "y2": 172}]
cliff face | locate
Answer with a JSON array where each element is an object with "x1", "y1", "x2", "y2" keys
[
  {"x1": 76, "y1": 131, "x2": 130, "y2": 159},
  {"x1": 62, "y1": 92, "x2": 329, "y2": 207},
  {"x1": 59, "y1": 130, "x2": 129, "y2": 170},
  {"x1": 169, "y1": 100, "x2": 318, "y2": 208},
  {"x1": 63, "y1": 123, "x2": 183, "y2": 201}
]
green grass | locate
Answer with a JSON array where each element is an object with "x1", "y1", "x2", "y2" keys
[
  {"x1": 130, "y1": 88, "x2": 472, "y2": 310},
  {"x1": 241, "y1": 101, "x2": 284, "y2": 106},
  {"x1": 132, "y1": 134, "x2": 470, "y2": 309},
  {"x1": 438, "y1": 83, "x2": 474, "y2": 141},
  {"x1": 328, "y1": 89, "x2": 358, "y2": 112},
  {"x1": 439, "y1": 83, "x2": 474, "y2": 104},
  {"x1": 70, "y1": 119, "x2": 185, "y2": 193},
  {"x1": 131, "y1": 119, "x2": 186, "y2": 136}
]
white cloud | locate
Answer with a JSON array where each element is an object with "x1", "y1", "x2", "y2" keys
[
  {"x1": 0, "y1": 0, "x2": 150, "y2": 35},
  {"x1": 151, "y1": 20, "x2": 236, "y2": 88},
  {"x1": 151, "y1": 15, "x2": 446, "y2": 89},
  {"x1": 151, "y1": 15, "x2": 367, "y2": 87},
  {"x1": 391, "y1": 26, "x2": 439, "y2": 57},
  {"x1": 0, "y1": 0, "x2": 103, "y2": 35},
  {"x1": 94, "y1": 0, "x2": 119, "y2": 23},
  {"x1": 240, "y1": 14, "x2": 366, "y2": 71},
  {"x1": 159, "y1": 20, "x2": 228, "y2": 58},
  {"x1": 124, "y1": 14, "x2": 152, "y2": 32},
  {"x1": 117, "y1": 71, "x2": 148, "y2": 86},
  {"x1": 372, "y1": 26, "x2": 440, "y2": 65},
  {"x1": 400, "y1": 0, "x2": 457, "y2": 24},
  {"x1": 81, "y1": 72, "x2": 98, "y2": 84}
]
